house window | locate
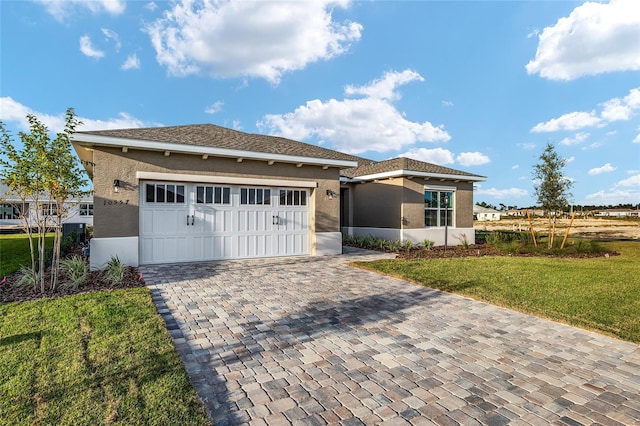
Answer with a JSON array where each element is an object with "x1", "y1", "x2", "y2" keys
[
  {"x1": 146, "y1": 183, "x2": 185, "y2": 203},
  {"x1": 424, "y1": 190, "x2": 453, "y2": 227},
  {"x1": 279, "y1": 189, "x2": 306, "y2": 206},
  {"x1": 240, "y1": 188, "x2": 271, "y2": 205},
  {"x1": 41, "y1": 202, "x2": 57, "y2": 216},
  {"x1": 0, "y1": 203, "x2": 27, "y2": 220},
  {"x1": 196, "y1": 186, "x2": 230, "y2": 205},
  {"x1": 79, "y1": 203, "x2": 93, "y2": 216}
]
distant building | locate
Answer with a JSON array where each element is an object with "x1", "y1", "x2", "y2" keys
[
  {"x1": 473, "y1": 205, "x2": 502, "y2": 221},
  {"x1": 0, "y1": 181, "x2": 93, "y2": 229},
  {"x1": 594, "y1": 209, "x2": 639, "y2": 218}
]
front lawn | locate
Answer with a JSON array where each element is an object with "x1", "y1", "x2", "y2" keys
[
  {"x1": 0, "y1": 288, "x2": 210, "y2": 425},
  {"x1": 355, "y1": 241, "x2": 640, "y2": 343},
  {"x1": 0, "y1": 233, "x2": 54, "y2": 277}
]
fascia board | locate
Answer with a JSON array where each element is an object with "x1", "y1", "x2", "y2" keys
[
  {"x1": 351, "y1": 169, "x2": 486, "y2": 182},
  {"x1": 71, "y1": 134, "x2": 358, "y2": 168}
]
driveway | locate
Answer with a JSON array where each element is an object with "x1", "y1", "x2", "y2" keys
[{"x1": 141, "y1": 248, "x2": 640, "y2": 425}]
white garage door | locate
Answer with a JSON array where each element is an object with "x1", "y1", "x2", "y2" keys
[{"x1": 139, "y1": 182, "x2": 309, "y2": 264}]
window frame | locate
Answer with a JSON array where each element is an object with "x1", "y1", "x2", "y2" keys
[
  {"x1": 79, "y1": 203, "x2": 94, "y2": 216},
  {"x1": 424, "y1": 187, "x2": 455, "y2": 227}
]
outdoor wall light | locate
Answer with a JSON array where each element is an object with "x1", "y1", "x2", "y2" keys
[
  {"x1": 326, "y1": 189, "x2": 338, "y2": 199},
  {"x1": 113, "y1": 179, "x2": 121, "y2": 193}
]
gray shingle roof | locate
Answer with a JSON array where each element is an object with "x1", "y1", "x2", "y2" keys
[
  {"x1": 76, "y1": 124, "x2": 369, "y2": 165},
  {"x1": 341, "y1": 157, "x2": 485, "y2": 180}
]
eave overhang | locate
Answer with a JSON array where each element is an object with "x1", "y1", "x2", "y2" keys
[{"x1": 71, "y1": 133, "x2": 359, "y2": 171}]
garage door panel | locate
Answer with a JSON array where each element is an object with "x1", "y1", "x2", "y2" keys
[{"x1": 140, "y1": 183, "x2": 309, "y2": 264}]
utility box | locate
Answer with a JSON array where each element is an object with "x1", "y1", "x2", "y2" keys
[{"x1": 62, "y1": 223, "x2": 86, "y2": 243}]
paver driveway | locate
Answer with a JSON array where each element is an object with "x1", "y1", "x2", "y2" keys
[{"x1": 141, "y1": 248, "x2": 640, "y2": 425}]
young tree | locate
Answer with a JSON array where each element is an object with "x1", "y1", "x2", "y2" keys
[
  {"x1": 0, "y1": 109, "x2": 88, "y2": 291},
  {"x1": 533, "y1": 143, "x2": 572, "y2": 248}
]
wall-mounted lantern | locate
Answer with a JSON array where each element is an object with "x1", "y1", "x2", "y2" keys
[
  {"x1": 113, "y1": 179, "x2": 121, "y2": 193},
  {"x1": 326, "y1": 189, "x2": 338, "y2": 199}
]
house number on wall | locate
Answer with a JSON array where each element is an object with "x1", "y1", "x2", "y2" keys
[{"x1": 104, "y1": 200, "x2": 130, "y2": 205}]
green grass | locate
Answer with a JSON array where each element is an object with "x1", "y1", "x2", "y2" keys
[
  {"x1": 355, "y1": 241, "x2": 640, "y2": 343},
  {"x1": 0, "y1": 233, "x2": 55, "y2": 277},
  {"x1": 0, "y1": 289, "x2": 210, "y2": 426}
]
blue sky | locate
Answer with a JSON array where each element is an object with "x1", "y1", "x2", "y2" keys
[{"x1": 1, "y1": 0, "x2": 639, "y2": 208}]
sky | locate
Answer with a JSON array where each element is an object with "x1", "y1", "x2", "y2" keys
[{"x1": 1, "y1": 0, "x2": 639, "y2": 208}]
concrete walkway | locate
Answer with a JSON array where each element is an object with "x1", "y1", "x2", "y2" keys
[{"x1": 141, "y1": 248, "x2": 640, "y2": 425}]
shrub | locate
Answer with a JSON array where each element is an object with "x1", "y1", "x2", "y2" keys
[
  {"x1": 421, "y1": 239, "x2": 434, "y2": 250},
  {"x1": 458, "y1": 233, "x2": 470, "y2": 249},
  {"x1": 60, "y1": 255, "x2": 88, "y2": 289},
  {"x1": 103, "y1": 256, "x2": 125, "y2": 285},
  {"x1": 14, "y1": 266, "x2": 41, "y2": 290}
]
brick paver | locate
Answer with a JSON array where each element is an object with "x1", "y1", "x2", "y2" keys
[{"x1": 141, "y1": 248, "x2": 640, "y2": 425}]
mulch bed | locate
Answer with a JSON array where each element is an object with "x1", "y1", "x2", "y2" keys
[
  {"x1": 349, "y1": 243, "x2": 619, "y2": 260},
  {"x1": 1, "y1": 245, "x2": 144, "y2": 304}
]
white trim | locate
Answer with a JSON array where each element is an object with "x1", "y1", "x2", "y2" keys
[
  {"x1": 72, "y1": 134, "x2": 358, "y2": 168},
  {"x1": 136, "y1": 171, "x2": 318, "y2": 188},
  {"x1": 314, "y1": 232, "x2": 342, "y2": 256},
  {"x1": 424, "y1": 184, "x2": 457, "y2": 191},
  {"x1": 89, "y1": 237, "x2": 139, "y2": 270},
  {"x1": 345, "y1": 169, "x2": 486, "y2": 182}
]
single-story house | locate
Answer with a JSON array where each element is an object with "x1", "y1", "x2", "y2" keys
[
  {"x1": 0, "y1": 181, "x2": 93, "y2": 229},
  {"x1": 473, "y1": 205, "x2": 502, "y2": 221},
  {"x1": 71, "y1": 124, "x2": 485, "y2": 269}
]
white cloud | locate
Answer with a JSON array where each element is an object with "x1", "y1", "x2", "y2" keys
[
  {"x1": 633, "y1": 133, "x2": 640, "y2": 143},
  {"x1": 345, "y1": 70, "x2": 423, "y2": 101},
  {"x1": 531, "y1": 87, "x2": 640, "y2": 133},
  {"x1": 531, "y1": 111, "x2": 601, "y2": 133},
  {"x1": 205, "y1": 101, "x2": 224, "y2": 114},
  {"x1": 584, "y1": 189, "x2": 639, "y2": 205},
  {"x1": 79, "y1": 35, "x2": 105, "y2": 58},
  {"x1": 526, "y1": 0, "x2": 640, "y2": 80},
  {"x1": 400, "y1": 148, "x2": 455, "y2": 165},
  {"x1": 588, "y1": 163, "x2": 617, "y2": 176},
  {"x1": 36, "y1": 0, "x2": 125, "y2": 21},
  {"x1": 512, "y1": 165, "x2": 519, "y2": 170},
  {"x1": 145, "y1": 2, "x2": 158, "y2": 12},
  {"x1": 0, "y1": 97, "x2": 154, "y2": 133},
  {"x1": 616, "y1": 174, "x2": 640, "y2": 187},
  {"x1": 456, "y1": 152, "x2": 490, "y2": 167},
  {"x1": 566, "y1": 156, "x2": 575, "y2": 163},
  {"x1": 475, "y1": 188, "x2": 529, "y2": 198},
  {"x1": 121, "y1": 53, "x2": 141, "y2": 70},
  {"x1": 145, "y1": 0, "x2": 362, "y2": 84},
  {"x1": 442, "y1": 100, "x2": 454, "y2": 107},
  {"x1": 518, "y1": 142, "x2": 536, "y2": 150},
  {"x1": 258, "y1": 70, "x2": 451, "y2": 154},
  {"x1": 101, "y1": 28, "x2": 121, "y2": 52},
  {"x1": 560, "y1": 132, "x2": 590, "y2": 146},
  {"x1": 582, "y1": 142, "x2": 603, "y2": 150}
]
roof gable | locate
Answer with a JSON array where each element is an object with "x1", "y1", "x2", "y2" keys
[{"x1": 341, "y1": 157, "x2": 485, "y2": 181}]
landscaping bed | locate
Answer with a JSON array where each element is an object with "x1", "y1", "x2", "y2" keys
[{"x1": 1, "y1": 244, "x2": 145, "y2": 304}]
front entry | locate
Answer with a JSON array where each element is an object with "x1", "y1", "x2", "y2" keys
[{"x1": 139, "y1": 182, "x2": 309, "y2": 264}]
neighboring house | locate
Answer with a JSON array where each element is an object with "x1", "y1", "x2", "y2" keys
[
  {"x1": 71, "y1": 124, "x2": 485, "y2": 269},
  {"x1": 594, "y1": 209, "x2": 640, "y2": 218},
  {"x1": 473, "y1": 205, "x2": 502, "y2": 221},
  {"x1": 0, "y1": 181, "x2": 93, "y2": 228}
]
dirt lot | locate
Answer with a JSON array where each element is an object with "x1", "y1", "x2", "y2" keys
[{"x1": 475, "y1": 217, "x2": 640, "y2": 240}]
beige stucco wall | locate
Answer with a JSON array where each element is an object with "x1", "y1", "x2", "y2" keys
[{"x1": 91, "y1": 147, "x2": 341, "y2": 238}]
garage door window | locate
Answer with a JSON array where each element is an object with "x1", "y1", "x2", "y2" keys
[
  {"x1": 279, "y1": 189, "x2": 306, "y2": 206},
  {"x1": 196, "y1": 186, "x2": 231, "y2": 205},
  {"x1": 146, "y1": 183, "x2": 185, "y2": 203},
  {"x1": 241, "y1": 188, "x2": 271, "y2": 205}
]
